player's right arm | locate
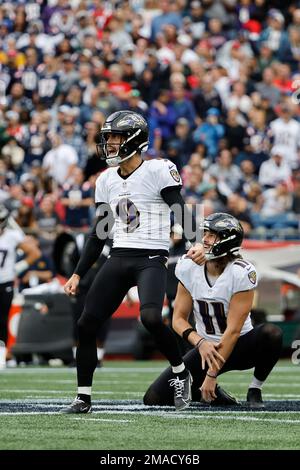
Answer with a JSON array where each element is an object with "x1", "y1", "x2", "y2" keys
[
  {"x1": 64, "y1": 202, "x2": 114, "y2": 296},
  {"x1": 173, "y1": 282, "x2": 225, "y2": 370}
]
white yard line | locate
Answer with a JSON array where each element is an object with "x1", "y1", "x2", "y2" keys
[
  {"x1": 0, "y1": 409, "x2": 300, "y2": 424},
  {"x1": 71, "y1": 418, "x2": 133, "y2": 423}
]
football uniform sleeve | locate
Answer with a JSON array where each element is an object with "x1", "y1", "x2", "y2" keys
[
  {"x1": 95, "y1": 170, "x2": 108, "y2": 203},
  {"x1": 175, "y1": 256, "x2": 193, "y2": 291},
  {"x1": 74, "y1": 203, "x2": 114, "y2": 278},
  {"x1": 154, "y1": 159, "x2": 182, "y2": 192},
  {"x1": 161, "y1": 187, "x2": 198, "y2": 244},
  {"x1": 232, "y1": 262, "x2": 258, "y2": 294},
  {"x1": 13, "y1": 229, "x2": 25, "y2": 246}
]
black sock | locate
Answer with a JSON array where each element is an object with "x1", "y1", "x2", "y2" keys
[{"x1": 77, "y1": 394, "x2": 91, "y2": 404}]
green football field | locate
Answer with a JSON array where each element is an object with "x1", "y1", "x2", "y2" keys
[{"x1": 0, "y1": 359, "x2": 299, "y2": 451}]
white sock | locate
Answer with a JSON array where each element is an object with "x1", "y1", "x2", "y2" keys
[
  {"x1": 172, "y1": 363, "x2": 185, "y2": 374},
  {"x1": 0, "y1": 342, "x2": 6, "y2": 369},
  {"x1": 97, "y1": 348, "x2": 105, "y2": 361},
  {"x1": 72, "y1": 346, "x2": 77, "y2": 359},
  {"x1": 77, "y1": 386, "x2": 91, "y2": 396},
  {"x1": 249, "y1": 377, "x2": 264, "y2": 390}
]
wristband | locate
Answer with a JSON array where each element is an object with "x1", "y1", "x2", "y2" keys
[
  {"x1": 182, "y1": 327, "x2": 196, "y2": 342},
  {"x1": 206, "y1": 371, "x2": 218, "y2": 379},
  {"x1": 195, "y1": 337, "x2": 206, "y2": 349},
  {"x1": 15, "y1": 259, "x2": 29, "y2": 275}
]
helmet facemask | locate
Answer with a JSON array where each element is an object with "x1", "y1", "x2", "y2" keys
[
  {"x1": 97, "y1": 129, "x2": 147, "y2": 167},
  {"x1": 204, "y1": 230, "x2": 241, "y2": 260}
]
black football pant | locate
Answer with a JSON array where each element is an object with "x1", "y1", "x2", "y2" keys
[
  {"x1": 143, "y1": 323, "x2": 283, "y2": 405},
  {"x1": 76, "y1": 255, "x2": 183, "y2": 387},
  {"x1": 0, "y1": 282, "x2": 14, "y2": 345}
]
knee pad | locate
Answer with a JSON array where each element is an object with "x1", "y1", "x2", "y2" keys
[{"x1": 140, "y1": 307, "x2": 163, "y2": 331}]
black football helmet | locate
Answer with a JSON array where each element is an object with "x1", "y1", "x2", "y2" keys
[
  {"x1": 200, "y1": 212, "x2": 244, "y2": 259},
  {"x1": 96, "y1": 110, "x2": 149, "y2": 167},
  {"x1": 0, "y1": 205, "x2": 9, "y2": 231}
]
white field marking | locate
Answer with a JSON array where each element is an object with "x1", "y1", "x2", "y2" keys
[
  {"x1": 220, "y1": 383, "x2": 300, "y2": 388},
  {"x1": 1, "y1": 409, "x2": 300, "y2": 425},
  {"x1": 0, "y1": 379, "x2": 148, "y2": 385},
  {"x1": 0, "y1": 367, "x2": 165, "y2": 374},
  {"x1": 0, "y1": 365, "x2": 297, "y2": 376},
  {"x1": 235, "y1": 394, "x2": 300, "y2": 399},
  {"x1": 0, "y1": 390, "x2": 142, "y2": 396},
  {"x1": 71, "y1": 418, "x2": 133, "y2": 423},
  {"x1": 166, "y1": 414, "x2": 300, "y2": 425}
]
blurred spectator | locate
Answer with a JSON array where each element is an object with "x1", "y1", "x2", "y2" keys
[
  {"x1": 208, "y1": 149, "x2": 242, "y2": 193},
  {"x1": 15, "y1": 197, "x2": 37, "y2": 234},
  {"x1": 258, "y1": 146, "x2": 292, "y2": 189},
  {"x1": 259, "y1": 9, "x2": 289, "y2": 58},
  {"x1": 226, "y1": 193, "x2": 253, "y2": 237},
  {"x1": 61, "y1": 167, "x2": 93, "y2": 230},
  {"x1": 269, "y1": 105, "x2": 300, "y2": 169},
  {"x1": 291, "y1": 175, "x2": 300, "y2": 215},
  {"x1": 224, "y1": 108, "x2": 247, "y2": 157},
  {"x1": 167, "y1": 117, "x2": 194, "y2": 171},
  {"x1": 193, "y1": 107, "x2": 224, "y2": 160},
  {"x1": 42, "y1": 133, "x2": 78, "y2": 186},
  {"x1": 193, "y1": 73, "x2": 222, "y2": 121},
  {"x1": 150, "y1": 0, "x2": 182, "y2": 43},
  {"x1": 35, "y1": 194, "x2": 62, "y2": 259},
  {"x1": 18, "y1": 234, "x2": 54, "y2": 291},
  {"x1": 148, "y1": 89, "x2": 176, "y2": 150}
]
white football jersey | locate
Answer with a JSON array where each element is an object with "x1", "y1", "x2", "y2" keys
[
  {"x1": 175, "y1": 256, "x2": 258, "y2": 341},
  {"x1": 95, "y1": 159, "x2": 182, "y2": 250},
  {"x1": 0, "y1": 228, "x2": 25, "y2": 283},
  {"x1": 270, "y1": 118, "x2": 300, "y2": 168}
]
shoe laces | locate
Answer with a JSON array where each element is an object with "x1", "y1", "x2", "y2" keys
[{"x1": 168, "y1": 376, "x2": 186, "y2": 398}]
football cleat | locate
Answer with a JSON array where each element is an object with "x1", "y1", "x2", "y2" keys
[
  {"x1": 60, "y1": 398, "x2": 92, "y2": 414},
  {"x1": 168, "y1": 370, "x2": 193, "y2": 411},
  {"x1": 211, "y1": 384, "x2": 240, "y2": 406},
  {"x1": 246, "y1": 387, "x2": 265, "y2": 409}
]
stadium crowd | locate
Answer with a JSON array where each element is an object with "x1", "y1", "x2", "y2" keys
[{"x1": 1, "y1": 0, "x2": 300, "y2": 287}]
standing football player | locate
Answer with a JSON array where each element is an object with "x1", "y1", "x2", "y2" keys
[
  {"x1": 62, "y1": 110, "x2": 217, "y2": 413},
  {"x1": 0, "y1": 205, "x2": 40, "y2": 367},
  {"x1": 143, "y1": 213, "x2": 283, "y2": 409}
]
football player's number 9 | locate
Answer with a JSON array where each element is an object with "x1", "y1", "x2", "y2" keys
[{"x1": 116, "y1": 198, "x2": 140, "y2": 233}]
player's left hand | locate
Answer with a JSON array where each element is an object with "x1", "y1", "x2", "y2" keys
[
  {"x1": 186, "y1": 243, "x2": 206, "y2": 265},
  {"x1": 200, "y1": 375, "x2": 217, "y2": 403}
]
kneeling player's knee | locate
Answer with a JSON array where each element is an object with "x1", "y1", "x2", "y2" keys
[
  {"x1": 143, "y1": 387, "x2": 162, "y2": 406},
  {"x1": 140, "y1": 307, "x2": 162, "y2": 331},
  {"x1": 259, "y1": 323, "x2": 283, "y2": 348}
]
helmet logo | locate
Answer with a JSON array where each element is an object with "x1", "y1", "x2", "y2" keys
[
  {"x1": 215, "y1": 218, "x2": 239, "y2": 229},
  {"x1": 117, "y1": 114, "x2": 145, "y2": 128}
]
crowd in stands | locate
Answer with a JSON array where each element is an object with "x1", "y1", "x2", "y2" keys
[{"x1": 1, "y1": 0, "x2": 300, "y2": 288}]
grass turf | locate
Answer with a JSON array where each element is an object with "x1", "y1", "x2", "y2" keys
[{"x1": 0, "y1": 359, "x2": 299, "y2": 450}]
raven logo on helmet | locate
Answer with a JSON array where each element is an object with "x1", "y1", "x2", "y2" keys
[{"x1": 96, "y1": 110, "x2": 149, "y2": 167}]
